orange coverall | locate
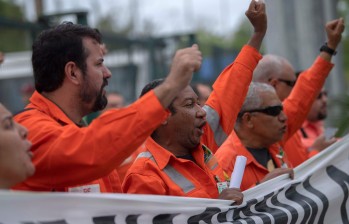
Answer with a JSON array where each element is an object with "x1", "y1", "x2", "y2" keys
[
  {"x1": 13, "y1": 90, "x2": 169, "y2": 192},
  {"x1": 301, "y1": 120, "x2": 324, "y2": 150},
  {"x1": 283, "y1": 58, "x2": 333, "y2": 167},
  {"x1": 216, "y1": 57, "x2": 333, "y2": 190},
  {"x1": 122, "y1": 45, "x2": 262, "y2": 197},
  {"x1": 122, "y1": 138, "x2": 226, "y2": 198}
]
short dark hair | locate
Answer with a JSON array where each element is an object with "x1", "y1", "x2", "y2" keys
[
  {"x1": 140, "y1": 78, "x2": 176, "y2": 114},
  {"x1": 32, "y1": 22, "x2": 102, "y2": 93}
]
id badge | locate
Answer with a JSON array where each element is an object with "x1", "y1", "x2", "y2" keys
[{"x1": 217, "y1": 181, "x2": 228, "y2": 194}]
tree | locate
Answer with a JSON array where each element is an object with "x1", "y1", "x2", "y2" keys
[{"x1": 0, "y1": 0, "x2": 29, "y2": 52}]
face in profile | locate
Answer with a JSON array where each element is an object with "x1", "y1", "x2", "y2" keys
[
  {"x1": 0, "y1": 104, "x2": 35, "y2": 189},
  {"x1": 247, "y1": 91, "x2": 288, "y2": 147},
  {"x1": 307, "y1": 89, "x2": 328, "y2": 122},
  {"x1": 80, "y1": 38, "x2": 111, "y2": 112},
  {"x1": 166, "y1": 86, "x2": 207, "y2": 150}
]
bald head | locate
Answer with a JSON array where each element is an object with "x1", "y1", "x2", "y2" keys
[
  {"x1": 253, "y1": 55, "x2": 296, "y2": 101},
  {"x1": 253, "y1": 55, "x2": 292, "y2": 82}
]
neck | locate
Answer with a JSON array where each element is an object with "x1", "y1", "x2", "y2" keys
[{"x1": 41, "y1": 89, "x2": 86, "y2": 124}]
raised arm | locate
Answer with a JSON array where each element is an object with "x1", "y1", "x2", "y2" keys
[
  {"x1": 246, "y1": 0, "x2": 267, "y2": 51},
  {"x1": 320, "y1": 18, "x2": 345, "y2": 62}
]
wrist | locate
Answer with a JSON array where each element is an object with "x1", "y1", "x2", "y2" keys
[
  {"x1": 326, "y1": 41, "x2": 337, "y2": 50},
  {"x1": 320, "y1": 42, "x2": 337, "y2": 55}
]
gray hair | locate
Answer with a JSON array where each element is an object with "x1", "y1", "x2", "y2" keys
[
  {"x1": 253, "y1": 54, "x2": 291, "y2": 83},
  {"x1": 235, "y1": 82, "x2": 276, "y2": 125}
]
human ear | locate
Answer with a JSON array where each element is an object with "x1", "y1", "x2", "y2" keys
[
  {"x1": 65, "y1": 62, "x2": 81, "y2": 85},
  {"x1": 243, "y1": 113, "x2": 254, "y2": 128}
]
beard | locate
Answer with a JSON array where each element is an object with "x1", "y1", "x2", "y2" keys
[{"x1": 80, "y1": 77, "x2": 108, "y2": 112}]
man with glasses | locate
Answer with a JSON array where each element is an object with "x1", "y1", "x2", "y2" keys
[
  {"x1": 215, "y1": 17, "x2": 344, "y2": 188},
  {"x1": 252, "y1": 18, "x2": 344, "y2": 167},
  {"x1": 215, "y1": 82, "x2": 294, "y2": 190}
]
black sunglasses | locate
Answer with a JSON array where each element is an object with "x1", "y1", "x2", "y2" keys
[
  {"x1": 239, "y1": 105, "x2": 284, "y2": 117},
  {"x1": 278, "y1": 79, "x2": 296, "y2": 87}
]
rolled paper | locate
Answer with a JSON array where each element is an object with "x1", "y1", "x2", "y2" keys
[{"x1": 229, "y1": 155, "x2": 247, "y2": 188}]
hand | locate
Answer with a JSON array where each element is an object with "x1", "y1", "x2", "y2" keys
[
  {"x1": 219, "y1": 188, "x2": 243, "y2": 205},
  {"x1": 326, "y1": 18, "x2": 345, "y2": 49},
  {"x1": 245, "y1": 0, "x2": 267, "y2": 34},
  {"x1": 164, "y1": 44, "x2": 202, "y2": 92},
  {"x1": 260, "y1": 168, "x2": 294, "y2": 183},
  {"x1": 154, "y1": 44, "x2": 202, "y2": 108},
  {"x1": 309, "y1": 134, "x2": 337, "y2": 152}
]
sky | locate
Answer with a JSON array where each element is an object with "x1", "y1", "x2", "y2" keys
[{"x1": 17, "y1": 0, "x2": 250, "y2": 37}]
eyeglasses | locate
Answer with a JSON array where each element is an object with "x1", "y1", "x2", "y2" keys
[
  {"x1": 317, "y1": 91, "x2": 327, "y2": 99},
  {"x1": 278, "y1": 79, "x2": 296, "y2": 87},
  {"x1": 239, "y1": 105, "x2": 284, "y2": 117}
]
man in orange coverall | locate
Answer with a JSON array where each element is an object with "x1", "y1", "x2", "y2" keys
[
  {"x1": 122, "y1": 0, "x2": 266, "y2": 202},
  {"x1": 300, "y1": 88, "x2": 335, "y2": 152},
  {"x1": 255, "y1": 19, "x2": 344, "y2": 167},
  {"x1": 215, "y1": 18, "x2": 345, "y2": 190},
  {"x1": 13, "y1": 22, "x2": 202, "y2": 192}
]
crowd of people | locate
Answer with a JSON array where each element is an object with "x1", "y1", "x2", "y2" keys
[{"x1": 0, "y1": 0, "x2": 345, "y2": 207}]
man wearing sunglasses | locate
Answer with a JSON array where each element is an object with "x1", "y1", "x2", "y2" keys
[
  {"x1": 215, "y1": 17, "x2": 344, "y2": 188},
  {"x1": 216, "y1": 82, "x2": 294, "y2": 190},
  {"x1": 252, "y1": 18, "x2": 344, "y2": 168}
]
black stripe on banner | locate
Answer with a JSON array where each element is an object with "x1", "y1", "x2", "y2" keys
[
  {"x1": 302, "y1": 176, "x2": 329, "y2": 224},
  {"x1": 187, "y1": 207, "x2": 221, "y2": 223},
  {"x1": 153, "y1": 213, "x2": 179, "y2": 224},
  {"x1": 38, "y1": 221, "x2": 68, "y2": 224},
  {"x1": 247, "y1": 192, "x2": 275, "y2": 223},
  {"x1": 270, "y1": 186, "x2": 299, "y2": 224},
  {"x1": 326, "y1": 165, "x2": 349, "y2": 224},
  {"x1": 92, "y1": 215, "x2": 116, "y2": 224},
  {"x1": 125, "y1": 214, "x2": 141, "y2": 224},
  {"x1": 285, "y1": 183, "x2": 318, "y2": 224},
  {"x1": 254, "y1": 191, "x2": 288, "y2": 223},
  {"x1": 234, "y1": 198, "x2": 259, "y2": 223}
]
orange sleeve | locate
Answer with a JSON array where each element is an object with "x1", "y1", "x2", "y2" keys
[
  {"x1": 203, "y1": 45, "x2": 262, "y2": 153},
  {"x1": 281, "y1": 57, "x2": 333, "y2": 144},
  {"x1": 15, "y1": 91, "x2": 169, "y2": 188}
]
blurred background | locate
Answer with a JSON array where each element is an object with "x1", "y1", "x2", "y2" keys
[{"x1": 0, "y1": 0, "x2": 348, "y2": 134}]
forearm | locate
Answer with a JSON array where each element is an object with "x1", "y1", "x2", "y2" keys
[
  {"x1": 247, "y1": 31, "x2": 266, "y2": 51},
  {"x1": 153, "y1": 80, "x2": 182, "y2": 109}
]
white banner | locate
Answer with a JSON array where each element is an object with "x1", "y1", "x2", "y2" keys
[{"x1": 1, "y1": 135, "x2": 349, "y2": 224}]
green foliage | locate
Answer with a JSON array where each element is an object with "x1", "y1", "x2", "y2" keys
[
  {"x1": 196, "y1": 29, "x2": 232, "y2": 56},
  {"x1": 0, "y1": 0, "x2": 30, "y2": 52},
  {"x1": 0, "y1": 0, "x2": 23, "y2": 20}
]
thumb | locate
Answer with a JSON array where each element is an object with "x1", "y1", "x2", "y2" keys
[{"x1": 191, "y1": 44, "x2": 199, "y2": 50}]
